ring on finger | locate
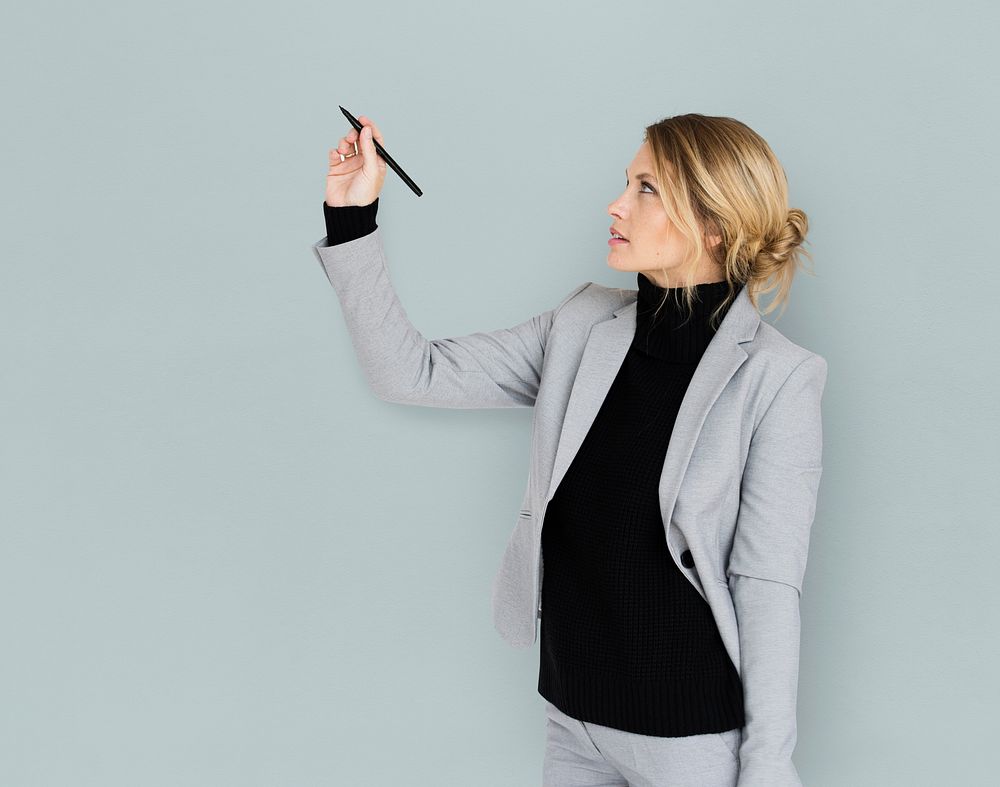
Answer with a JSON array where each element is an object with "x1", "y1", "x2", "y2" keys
[{"x1": 339, "y1": 140, "x2": 359, "y2": 162}]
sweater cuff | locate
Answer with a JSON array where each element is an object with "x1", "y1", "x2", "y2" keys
[{"x1": 323, "y1": 198, "x2": 379, "y2": 245}]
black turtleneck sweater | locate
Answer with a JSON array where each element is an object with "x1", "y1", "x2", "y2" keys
[
  {"x1": 536, "y1": 272, "x2": 746, "y2": 737},
  {"x1": 322, "y1": 200, "x2": 744, "y2": 737}
]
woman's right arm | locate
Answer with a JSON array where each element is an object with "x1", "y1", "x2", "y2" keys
[{"x1": 314, "y1": 116, "x2": 591, "y2": 409}]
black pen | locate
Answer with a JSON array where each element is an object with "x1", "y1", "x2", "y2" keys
[{"x1": 339, "y1": 105, "x2": 423, "y2": 197}]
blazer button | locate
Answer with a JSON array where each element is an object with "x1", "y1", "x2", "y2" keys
[{"x1": 680, "y1": 549, "x2": 695, "y2": 568}]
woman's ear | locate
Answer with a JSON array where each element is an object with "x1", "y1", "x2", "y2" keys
[{"x1": 701, "y1": 215, "x2": 723, "y2": 250}]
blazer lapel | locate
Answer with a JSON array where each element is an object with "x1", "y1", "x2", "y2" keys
[
  {"x1": 544, "y1": 299, "x2": 637, "y2": 507},
  {"x1": 544, "y1": 286, "x2": 761, "y2": 529}
]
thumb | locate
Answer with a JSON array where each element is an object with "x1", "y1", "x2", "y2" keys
[{"x1": 359, "y1": 125, "x2": 378, "y2": 175}]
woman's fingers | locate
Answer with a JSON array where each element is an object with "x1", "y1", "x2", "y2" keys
[
  {"x1": 330, "y1": 115, "x2": 384, "y2": 166},
  {"x1": 325, "y1": 114, "x2": 386, "y2": 206},
  {"x1": 326, "y1": 113, "x2": 385, "y2": 182},
  {"x1": 331, "y1": 131, "x2": 362, "y2": 165},
  {"x1": 336, "y1": 117, "x2": 384, "y2": 152},
  {"x1": 328, "y1": 140, "x2": 360, "y2": 171}
]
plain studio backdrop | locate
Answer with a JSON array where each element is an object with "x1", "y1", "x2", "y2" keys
[{"x1": 2, "y1": 1, "x2": 997, "y2": 785}]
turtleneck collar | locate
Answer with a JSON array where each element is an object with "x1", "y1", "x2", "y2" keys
[{"x1": 633, "y1": 272, "x2": 740, "y2": 362}]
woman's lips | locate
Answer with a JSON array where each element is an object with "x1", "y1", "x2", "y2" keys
[{"x1": 608, "y1": 237, "x2": 629, "y2": 246}]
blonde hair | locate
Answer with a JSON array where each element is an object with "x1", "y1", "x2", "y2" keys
[{"x1": 624, "y1": 113, "x2": 815, "y2": 329}]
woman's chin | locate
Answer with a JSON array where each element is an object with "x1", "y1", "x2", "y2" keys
[{"x1": 606, "y1": 254, "x2": 635, "y2": 272}]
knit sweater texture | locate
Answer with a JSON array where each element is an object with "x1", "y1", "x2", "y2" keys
[{"x1": 323, "y1": 198, "x2": 379, "y2": 244}]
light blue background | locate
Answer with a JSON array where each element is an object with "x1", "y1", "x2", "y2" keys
[{"x1": 3, "y1": 1, "x2": 997, "y2": 784}]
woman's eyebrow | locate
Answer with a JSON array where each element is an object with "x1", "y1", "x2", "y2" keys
[{"x1": 625, "y1": 168, "x2": 657, "y2": 181}]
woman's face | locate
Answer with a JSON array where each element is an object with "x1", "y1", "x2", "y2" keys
[{"x1": 607, "y1": 142, "x2": 723, "y2": 287}]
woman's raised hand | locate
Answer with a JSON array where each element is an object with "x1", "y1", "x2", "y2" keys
[{"x1": 325, "y1": 115, "x2": 388, "y2": 208}]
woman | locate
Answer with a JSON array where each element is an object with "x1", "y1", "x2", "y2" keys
[{"x1": 314, "y1": 113, "x2": 828, "y2": 787}]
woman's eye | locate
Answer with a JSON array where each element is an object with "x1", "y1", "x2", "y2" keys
[{"x1": 627, "y1": 180, "x2": 656, "y2": 194}]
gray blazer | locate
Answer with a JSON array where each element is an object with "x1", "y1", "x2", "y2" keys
[{"x1": 312, "y1": 228, "x2": 828, "y2": 787}]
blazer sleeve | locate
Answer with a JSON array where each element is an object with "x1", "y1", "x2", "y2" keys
[
  {"x1": 726, "y1": 353, "x2": 828, "y2": 787},
  {"x1": 311, "y1": 227, "x2": 591, "y2": 409}
]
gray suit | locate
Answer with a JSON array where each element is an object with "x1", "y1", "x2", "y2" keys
[{"x1": 312, "y1": 228, "x2": 828, "y2": 787}]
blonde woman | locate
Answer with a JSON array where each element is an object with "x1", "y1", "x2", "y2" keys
[{"x1": 314, "y1": 113, "x2": 827, "y2": 787}]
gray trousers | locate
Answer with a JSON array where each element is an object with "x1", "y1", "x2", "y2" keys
[{"x1": 542, "y1": 701, "x2": 742, "y2": 787}]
